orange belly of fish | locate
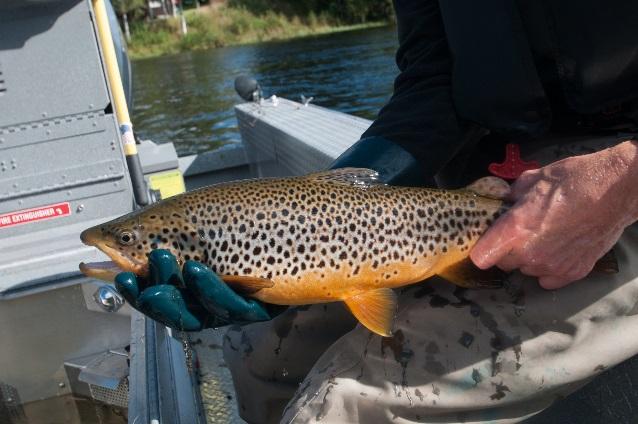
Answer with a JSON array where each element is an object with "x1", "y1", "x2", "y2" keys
[
  {"x1": 251, "y1": 244, "x2": 472, "y2": 305},
  {"x1": 251, "y1": 259, "x2": 438, "y2": 305}
]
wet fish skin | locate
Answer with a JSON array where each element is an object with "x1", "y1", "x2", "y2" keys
[{"x1": 80, "y1": 168, "x2": 506, "y2": 336}]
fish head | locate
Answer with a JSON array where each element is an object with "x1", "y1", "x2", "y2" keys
[{"x1": 79, "y1": 203, "x2": 194, "y2": 281}]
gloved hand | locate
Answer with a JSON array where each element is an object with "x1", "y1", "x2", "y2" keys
[
  {"x1": 115, "y1": 249, "x2": 282, "y2": 331},
  {"x1": 330, "y1": 136, "x2": 429, "y2": 186}
]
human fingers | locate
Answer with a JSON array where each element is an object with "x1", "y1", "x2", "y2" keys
[
  {"x1": 470, "y1": 212, "x2": 519, "y2": 270},
  {"x1": 537, "y1": 260, "x2": 595, "y2": 290}
]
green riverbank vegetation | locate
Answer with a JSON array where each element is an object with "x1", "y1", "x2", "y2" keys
[{"x1": 112, "y1": 0, "x2": 394, "y2": 59}]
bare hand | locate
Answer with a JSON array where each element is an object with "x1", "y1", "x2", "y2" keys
[{"x1": 470, "y1": 140, "x2": 638, "y2": 289}]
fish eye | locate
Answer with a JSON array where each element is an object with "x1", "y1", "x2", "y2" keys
[{"x1": 118, "y1": 230, "x2": 137, "y2": 246}]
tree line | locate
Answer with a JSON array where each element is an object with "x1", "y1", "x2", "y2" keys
[{"x1": 111, "y1": 0, "x2": 394, "y2": 25}]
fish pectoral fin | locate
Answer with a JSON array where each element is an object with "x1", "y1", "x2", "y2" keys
[
  {"x1": 465, "y1": 176, "x2": 510, "y2": 200},
  {"x1": 343, "y1": 288, "x2": 397, "y2": 337},
  {"x1": 438, "y1": 258, "x2": 506, "y2": 289},
  {"x1": 304, "y1": 168, "x2": 383, "y2": 189},
  {"x1": 221, "y1": 275, "x2": 275, "y2": 294}
]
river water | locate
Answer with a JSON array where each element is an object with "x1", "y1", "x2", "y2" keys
[{"x1": 131, "y1": 26, "x2": 398, "y2": 156}]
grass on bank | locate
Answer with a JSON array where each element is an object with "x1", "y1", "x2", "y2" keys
[{"x1": 127, "y1": 6, "x2": 389, "y2": 59}]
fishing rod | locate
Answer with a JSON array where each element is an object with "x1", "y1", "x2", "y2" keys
[{"x1": 92, "y1": 0, "x2": 150, "y2": 206}]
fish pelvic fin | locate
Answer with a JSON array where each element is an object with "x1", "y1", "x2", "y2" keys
[
  {"x1": 344, "y1": 288, "x2": 397, "y2": 337},
  {"x1": 221, "y1": 275, "x2": 275, "y2": 294},
  {"x1": 465, "y1": 176, "x2": 510, "y2": 200},
  {"x1": 438, "y1": 257, "x2": 505, "y2": 289},
  {"x1": 304, "y1": 168, "x2": 383, "y2": 189}
]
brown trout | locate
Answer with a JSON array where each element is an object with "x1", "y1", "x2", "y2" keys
[{"x1": 80, "y1": 168, "x2": 509, "y2": 336}]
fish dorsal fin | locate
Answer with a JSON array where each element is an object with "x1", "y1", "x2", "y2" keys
[
  {"x1": 466, "y1": 176, "x2": 510, "y2": 200},
  {"x1": 221, "y1": 275, "x2": 275, "y2": 294},
  {"x1": 305, "y1": 168, "x2": 383, "y2": 189},
  {"x1": 438, "y1": 257, "x2": 505, "y2": 289},
  {"x1": 343, "y1": 288, "x2": 397, "y2": 337}
]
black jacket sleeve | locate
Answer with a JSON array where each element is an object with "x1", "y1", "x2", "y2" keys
[{"x1": 361, "y1": 0, "x2": 466, "y2": 179}]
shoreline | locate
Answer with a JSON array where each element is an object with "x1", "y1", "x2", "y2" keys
[{"x1": 127, "y1": 8, "x2": 391, "y2": 60}]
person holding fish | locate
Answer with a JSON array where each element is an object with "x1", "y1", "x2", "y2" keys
[{"x1": 79, "y1": 0, "x2": 638, "y2": 422}]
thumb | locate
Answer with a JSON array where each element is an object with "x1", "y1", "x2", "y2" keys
[{"x1": 470, "y1": 213, "x2": 516, "y2": 269}]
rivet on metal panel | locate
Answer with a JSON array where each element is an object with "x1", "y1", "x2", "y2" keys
[
  {"x1": 12, "y1": 183, "x2": 17, "y2": 188},
  {"x1": 77, "y1": 204, "x2": 84, "y2": 213},
  {"x1": 89, "y1": 104, "x2": 94, "y2": 109},
  {"x1": 42, "y1": 112, "x2": 47, "y2": 118},
  {"x1": 0, "y1": 138, "x2": 4, "y2": 143},
  {"x1": 66, "y1": 191, "x2": 72, "y2": 196},
  {"x1": 61, "y1": 174, "x2": 66, "y2": 179},
  {"x1": 93, "y1": 121, "x2": 98, "y2": 127},
  {"x1": 58, "y1": 382, "x2": 65, "y2": 388},
  {"x1": 46, "y1": 130, "x2": 52, "y2": 135}
]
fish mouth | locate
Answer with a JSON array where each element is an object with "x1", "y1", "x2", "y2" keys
[{"x1": 79, "y1": 229, "x2": 148, "y2": 281}]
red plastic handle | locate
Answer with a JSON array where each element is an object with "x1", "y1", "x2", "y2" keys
[{"x1": 488, "y1": 143, "x2": 540, "y2": 180}]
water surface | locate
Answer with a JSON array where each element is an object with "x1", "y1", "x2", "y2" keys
[{"x1": 131, "y1": 26, "x2": 398, "y2": 156}]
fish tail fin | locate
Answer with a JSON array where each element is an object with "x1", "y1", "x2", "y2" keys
[{"x1": 343, "y1": 288, "x2": 397, "y2": 337}]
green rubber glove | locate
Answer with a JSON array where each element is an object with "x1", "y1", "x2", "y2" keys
[{"x1": 115, "y1": 250, "x2": 283, "y2": 331}]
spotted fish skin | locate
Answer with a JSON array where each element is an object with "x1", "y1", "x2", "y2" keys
[{"x1": 80, "y1": 169, "x2": 506, "y2": 335}]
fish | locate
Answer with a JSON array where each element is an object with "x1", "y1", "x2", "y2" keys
[{"x1": 79, "y1": 168, "x2": 512, "y2": 336}]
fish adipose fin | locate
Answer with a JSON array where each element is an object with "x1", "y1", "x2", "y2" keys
[
  {"x1": 465, "y1": 176, "x2": 510, "y2": 200},
  {"x1": 221, "y1": 275, "x2": 275, "y2": 294},
  {"x1": 344, "y1": 288, "x2": 397, "y2": 337},
  {"x1": 438, "y1": 258, "x2": 505, "y2": 289},
  {"x1": 305, "y1": 168, "x2": 383, "y2": 189}
]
